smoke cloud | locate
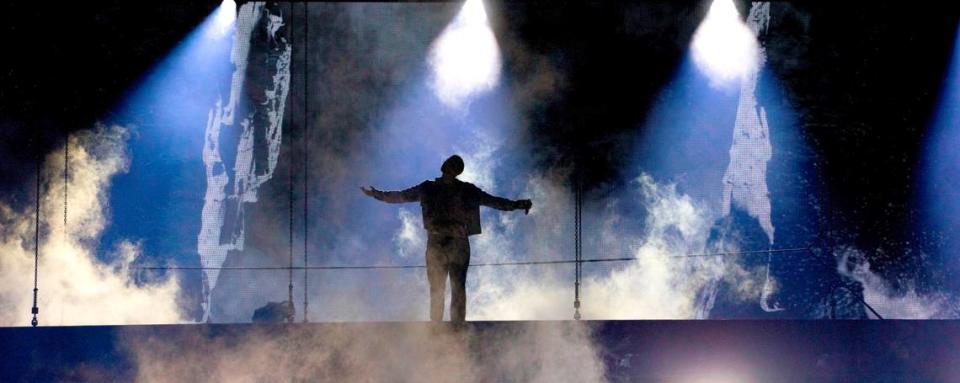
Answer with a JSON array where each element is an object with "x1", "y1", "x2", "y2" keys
[
  {"x1": 0, "y1": 126, "x2": 182, "y2": 326},
  {"x1": 836, "y1": 247, "x2": 959, "y2": 319},
  {"x1": 464, "y1": 172, "x2": 769, "y2": 320},
  {"x1": 124, "y1": 322, "x2": 604, "y2": 383}
]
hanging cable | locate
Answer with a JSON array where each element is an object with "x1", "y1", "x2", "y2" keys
[
  {"x1": 287, "y1": 76, "x2": 295, "y2": 324},
  {"x1": 302, "y1": 1, "x2": 310, "y2": 323},
  {"x1": 31, "y1": 150, "x2": 41, "y2": 327},
  {"x1": 134, "y1": 245, "x2": 882, "y2": 319},
  {"x1": 573, "y1": 175, "x2": 582, "y2": 320},
  {"x1": 862, "y1": 295, "x2": 884, "y2": 319},
  {"x1": 134, "y1": 248, "x2": 812, "y2": 271},
  {"x1": 64, "y1": 132, "x2": 68, "y2": 228}
]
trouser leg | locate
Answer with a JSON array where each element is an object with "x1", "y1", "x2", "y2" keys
[
  {"x1": 448, "y1": 236, "x2": 470, "y2": 323},
  {"x1": 426, "y1": 235, "x2": 448, "y2": 321}
]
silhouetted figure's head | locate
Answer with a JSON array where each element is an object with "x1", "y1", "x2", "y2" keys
[{"x1": 441, "y1": 155, "x2": 464, "y2": 177}]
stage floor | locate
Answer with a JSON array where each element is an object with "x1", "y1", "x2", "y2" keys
[{"x1": 2, "y1": 320, "x2": 958, "y2": 382}]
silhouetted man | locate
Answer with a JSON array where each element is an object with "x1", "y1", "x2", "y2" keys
[{"x1": 361, "y1": 155, "x2": 532, "y2": 322}]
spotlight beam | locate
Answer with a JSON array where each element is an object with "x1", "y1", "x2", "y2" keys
[
  {"x1": 690, "y1": 0, "x2": 760, "y2": 88},
  {"x1": 428, "y1": 0, "x2": 502, "y2": 108}
]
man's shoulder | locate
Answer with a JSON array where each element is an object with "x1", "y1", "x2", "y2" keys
[
  {"x1": 425, "y1": 178, "x2": 481, "y2": 193},
  {"x1": 417, "y1": 180, "x2": 437, "y2": 193},
  {"x1": 454, "y1": 179, "x2": 481, "y2": 191}
]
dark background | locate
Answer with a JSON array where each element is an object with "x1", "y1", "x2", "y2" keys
[{"x1": 0, "y1": 1, "x2": 217, "y2": 197}]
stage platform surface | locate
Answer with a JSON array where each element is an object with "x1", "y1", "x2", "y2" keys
[{"x1": 3, "y1": 320, "x2": 959, "y2": 382}]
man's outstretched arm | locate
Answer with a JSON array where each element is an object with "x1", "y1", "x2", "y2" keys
[
  {"x1": 478, "y1": 190, "x2": 533, "y2": 214},
  {"x1": 361, "y1": 183, "x2": 423, "y2": 203}
]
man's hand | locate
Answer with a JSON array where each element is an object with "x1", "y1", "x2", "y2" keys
[
  {"x1": 516, "y1": 199, "x2": 533, "y2": 215},
  {"x1": 360, "y1": 186, "x2": 379, "y2": 197}
]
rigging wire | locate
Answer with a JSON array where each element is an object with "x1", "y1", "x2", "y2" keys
[
  {"x1": 64, "y1": 132, "x2": 68, "y2": 229},
  {"x1": 573, "y1": 177, "x2": 582, "y2": 320},
  {"x1": 302, "y1": 1, "x2": 310, "y2": 323},
  {"x1": 31, "y1": 149, "x2": 41, "y2": 328},
  {"x1": 132, "y1": 247, "x2": 813, "y2": 271},
  {"x1": 286, "y1": 3, "x2": 296, "y2": 324},
  {"x1": 133, "y1": 241, "x2": 881, "y2": 318}
]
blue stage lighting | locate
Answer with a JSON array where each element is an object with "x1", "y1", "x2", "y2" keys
[
  {"x1": 98, "y1": 2, "x2": 238, "y2": 266},
  {"x1": 633, "y1": 2, "x2": 812, "y2": 318},
  {"x1": 921, "y1": 24, "x2": 960, "y2": 267},
  {"x1": 116, "y1": 1, "x2": 236, "y2": 129}
]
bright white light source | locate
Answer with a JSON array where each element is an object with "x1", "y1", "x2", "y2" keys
[
  {"x1": 681, "y1": 375, "x2": 753, "y2": 383},
  {"x1": 675, "y1": 363, "x2": 757, "y2": 383},
  {"x1": 210, "y1": 0, "x2": 237, "y2": 39},
  {"x1": 428, "y1": 0, "x2": 502, "y2": 108},
  {"x1": 690, "y1": 0, "x2": 759, "y2": 87}
]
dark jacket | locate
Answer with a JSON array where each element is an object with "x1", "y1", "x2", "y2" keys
[{"x1": 370, "y1": 178, "x2": 521, "y2": 236}]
